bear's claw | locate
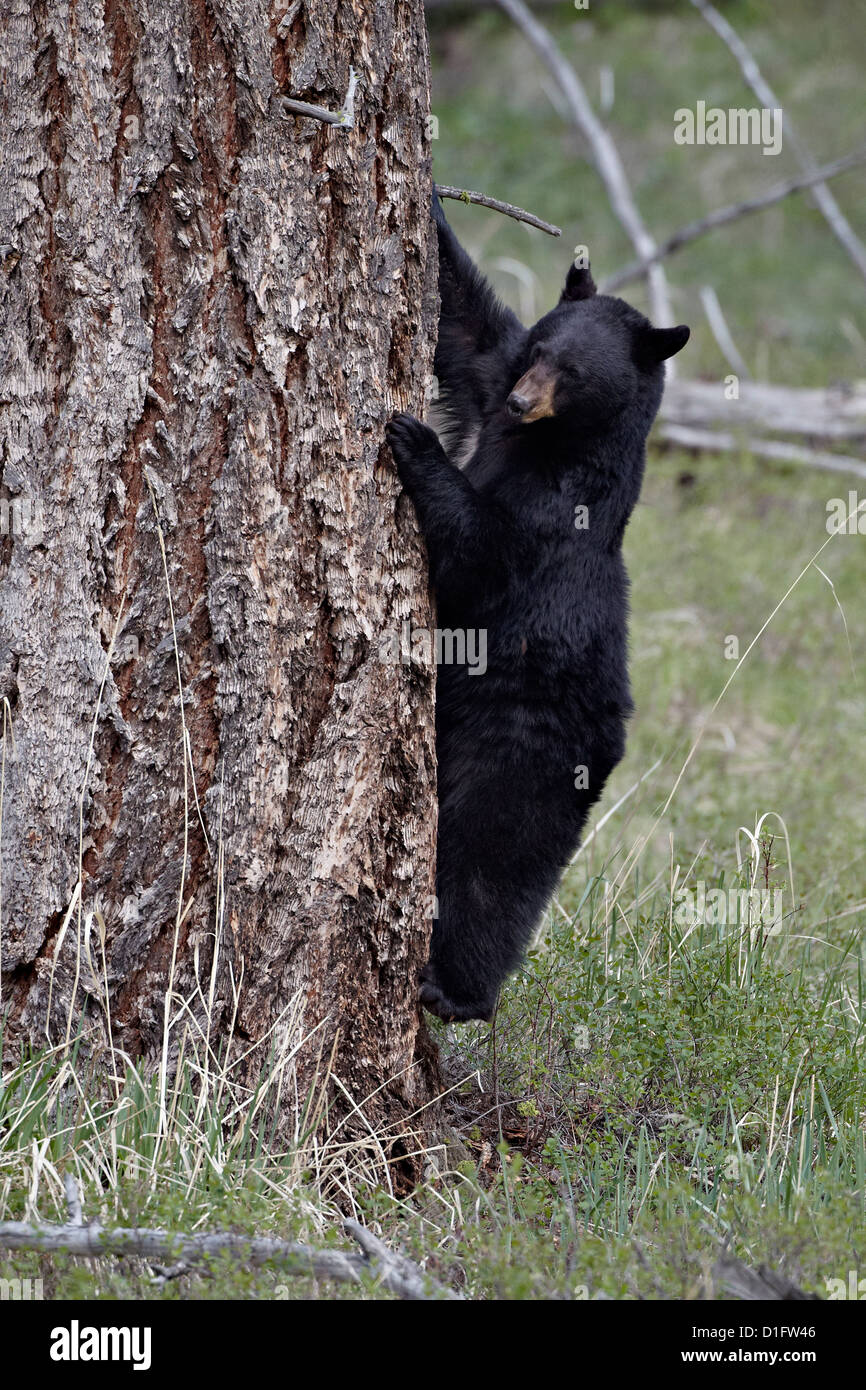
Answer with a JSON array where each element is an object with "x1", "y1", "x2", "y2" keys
[{"x1": 386, "y1": 412, "x2": 439, "y2": 460}]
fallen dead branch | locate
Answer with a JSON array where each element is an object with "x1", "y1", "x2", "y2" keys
[
  {"x1": 0, "y1": 1174, "x2": 460, "y2": 1301},
  {"x1": 656, "y1": 422, "x2": 866, "y2": 483},
  {"x1": 713, "y1": 1255, "x2": 819, "y2": 1301},
  {"x1": 661, "y1": 378, "x2": 866, "y2": 441}
]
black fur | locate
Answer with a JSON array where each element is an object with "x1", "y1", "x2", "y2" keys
[{"x1": 386, "y1": 193, "x2": 689, "y2": 1022}]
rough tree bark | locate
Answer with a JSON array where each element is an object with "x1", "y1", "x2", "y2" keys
[{"x1": 0, "y1": 0, "x2": 439, "y2": 1163}]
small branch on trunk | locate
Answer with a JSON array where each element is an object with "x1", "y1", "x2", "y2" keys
[
  {"x1": 435, "y1": 184, "x2": 561, "y2": 236},
  {"x1": 603, "y1": 148, "x2": 866, "y2": 292},
  {"x1": 278, "y1": 67, "x2": 358, "y2": 128},
  {"x1": 426, "y1": 0, "x2": 565, "y2": 9},
  {"x1": 688, "y1": 0, "x2": 866, "y2": 287}
]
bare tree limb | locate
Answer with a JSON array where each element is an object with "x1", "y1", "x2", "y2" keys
[
  {"x1": 493, "y1": 0, "x2": 677, "y2": 334},
  {"x1": 426, "y1": 0, "x2": 564, "y2": 9},
  {"x1": 0, "y1": 1180, "x2": 460, "y2": 1301},
  {"x1": 688, "y1": 0, "x2": 866, "y2": 287},
  {"x1": 713, "y1": 1256, "x2": 819, "y2": 1301},
  {"x1": 0, "y1": 1217, "x2": 458, "y2": 1300},
  {"x1": 343, "y1": 1219, "x2": 460, "y2": 1300},
  {"x1": 661, "y1": 378, "x2": 866, "y2": 441},
  {"x1": 603, "y1": 148, "x2": 866, "y2": 291},
  {"x1": 699, "y1": 286, "x2": 752, "y2": 380},
  {"x1": 435, "y1": 184, "x2": 561, "y2": 236},
  {"x1": 0, "y1": 1219, "x2": 361, "y2": 1281},
  {"x1": 656, "y1": 423, "x2": 866, "y2": 482}
]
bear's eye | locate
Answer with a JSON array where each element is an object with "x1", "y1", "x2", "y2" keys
[{"x1": 530, "y1": 343, "x2": 546, "y2": 365}]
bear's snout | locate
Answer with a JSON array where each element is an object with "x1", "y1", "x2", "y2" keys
[
  {"x1": 507, "y1": 390, "x2": 531, "y2": 418},
  {"x1": 507, "y1": 363, "x2": 558, "y2": 423}
]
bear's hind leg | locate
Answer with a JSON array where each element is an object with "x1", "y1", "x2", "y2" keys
[
  {"x1": 423, "y1": 827, "x2": 547, "y2": 1023},
  {"x1": 423, "y1": 770, "x2": 581, "y2": 1023}
]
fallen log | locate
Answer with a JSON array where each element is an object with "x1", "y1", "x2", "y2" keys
[
  {"x1": 655, "y1": 422, "x2": 866, "y2": 482},
  {"x1": 659, "y1": 378, "x2": 866, "y2": 443}
]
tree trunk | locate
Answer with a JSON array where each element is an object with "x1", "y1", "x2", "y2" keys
[{"x1": 0, "y1": 0, "x2": 439, "y2": 1163}]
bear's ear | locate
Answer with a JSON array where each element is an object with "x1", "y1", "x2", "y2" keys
[
  {"x1": 560, "y1": 263, "x2": 596, "y2": 303},
  {"x1": 635, "y1": 324, "x2": 690, "y2": 364}
]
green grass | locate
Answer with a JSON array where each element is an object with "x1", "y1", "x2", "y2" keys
[
  {"x1": 1, "y1": 0, "x2": 865, "y2": 1301},
  {"x1": 2, "y1": 819, "x2": 863, "y2": 1299}
]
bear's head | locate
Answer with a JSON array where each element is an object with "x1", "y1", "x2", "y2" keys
[{"x1": 505, "y1": 262, "x2": 689, "y2": 433}]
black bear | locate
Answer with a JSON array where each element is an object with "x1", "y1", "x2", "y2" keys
[{"x1": 386, "y1": 194, "x2": 689, "y2": 1022}]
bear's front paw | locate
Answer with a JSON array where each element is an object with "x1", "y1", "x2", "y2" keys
[{"x1": 385, "y1": 411, "x2": 441, "y2": 488}]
